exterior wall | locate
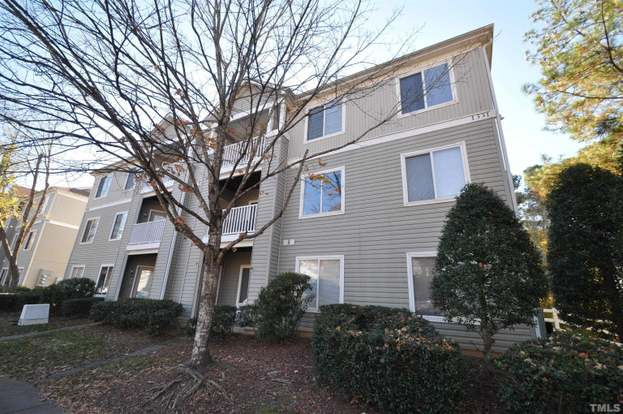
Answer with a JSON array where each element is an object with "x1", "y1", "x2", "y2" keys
[{"x1": 216, "y1": 249, "x2": 252, "y2": 306}]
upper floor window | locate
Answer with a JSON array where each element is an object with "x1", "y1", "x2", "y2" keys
[
  {"x1": 23, "y1": 230, "x2": 36, "y2": 250},
  {"x1": 95, "y1": 175, "x2": 112, "y2": 198},
  {"x1": 306, "y1": 102, "x2": 343, "y2": 141},
  {"x1": 124, "y1": 172, "x2": 136, "y2": 190},
  {"x1": 401, "y1": 144, "x2": 468, "y2": 205},
  {"x1": 80, "y1": 217, "x2": 99, "y2": 244},
  {"x1": 109, "y1": 212, "x2": 128, "y2": 241},
  {"x1": 300, "y1": 167, "x2": 345, "y2": 218},
  {"x1": 399, "y1": 62, "x2": 454, "y2": 114},
  {"x1": 296, "y1": 256, "x2": 343, "y2": 311}
]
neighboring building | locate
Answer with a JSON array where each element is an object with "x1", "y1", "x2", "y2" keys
[
  {"x1": 0, "y1": 187, "x2": 90, "y2": 287},
  {"x1": 65, "y1": 25, "x2": 541, "y2": 351}
]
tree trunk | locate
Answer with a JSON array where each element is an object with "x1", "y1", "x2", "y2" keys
[
  {"x1": 189, "y1": 231, "x2": 222, "y2": 368},
  {"x1": 480, "y1": 325, "x2": 495, "y2": 364},
  {"x1": 7, "y1": 258, "x2": 19, "y2": 289}
]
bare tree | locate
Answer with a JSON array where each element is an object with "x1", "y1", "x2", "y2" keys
[{"x1": 0, "y1": 0, "x2": 464, "y2": 377}]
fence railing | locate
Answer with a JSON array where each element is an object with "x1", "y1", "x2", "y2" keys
[
  {"x1": 128, "y1": 220, "x2": 166, "y2": 245},
  {"x1": 222, "y1": 204, "x2": 257, "y2": 236},
  {"x1": 222, "y1": 136, "x2": 268, "y2": 168}
]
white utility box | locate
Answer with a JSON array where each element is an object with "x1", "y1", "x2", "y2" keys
[{"x1": 18, "y1": 303, "x2": 50, "y2": 326}]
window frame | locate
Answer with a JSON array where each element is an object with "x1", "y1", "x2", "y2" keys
[
  {"x1": 94, "y1": 175, "x2": 112, "y2": 199},
  {"x1": 23, "y1": 230, "x2": 37, "y2": 251},
  {"x1": 124, "y1": 172, "x2": 136, "y2": 191},
  {"x1": 0, "y1": 268, "x2": 8, "y2": 285},
  {"x1": 395, "y1": 59, "x2": 458, "y2": 117},
  {"x1": 235, "y1": 264, "x2": 252, "y2": 307},
  {"x1": 400, "y1": 142, "x2": 470, "y2": 206},
  {"x1": 80, "y1": 217, "x2": 100, "y2": 244},
  {"x1": 108, "y1": 211, "x2": 128, "y2": 241},
  {"x1": 298, "y1": 166, "x2": 346, "y2": 219},
  {"x1": 303, "y1": 101, "x2": 345, "y2": 143},
  {"x1": 295, "y1": 255, "x2": 344, "y2": 312},
  {"x1": 405, "y1": 251, "x2": 446, "y2": 323},
  {"x1": 95, "y1": 264, "x2": 114, "y2": 295},
  {"x1": 69, "y1": 264, "x2": 85, "y2": 279}
]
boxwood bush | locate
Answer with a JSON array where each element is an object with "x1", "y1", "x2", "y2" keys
[
  {"x1": 496, "y1": 331, "x2": 623, "y2": 414},
  {"x1": 90, "y1": 298, "x2": 183, "y2": 335},
  {"x1": 61, "y1": 297, "x2": 104, "y2": 317},
  {"x1": 0, "y1": 278, "x2": 95, "y2": 313},
  {"x1": 312, "y1": 304, "x2": 465, "y2": 414},
  {"x1": 185, "y1": 305, "x2": 237, "y2": 337}
]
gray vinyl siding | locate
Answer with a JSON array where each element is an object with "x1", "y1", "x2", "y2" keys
[
  {"x1": 216, "y1": 249, "x2": 252, "y2": 306},
  {"x1": 286, "y1": 47, "x2": 494, "y2": 159}
]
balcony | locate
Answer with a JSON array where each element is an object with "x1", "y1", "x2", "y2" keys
[
  {"x1": 221, "y1": 204, "x2": 257, "y2": 243},
  {"x1": 222, "y1": 136, "x2": 269, "y2": 170},
  {"x1": 127, "y1": 220, "x2": 166, "y2": 250}
]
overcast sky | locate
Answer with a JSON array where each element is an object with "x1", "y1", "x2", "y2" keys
[{"x1": 51, "y1": 0, "x2": 582, "y2": 189}]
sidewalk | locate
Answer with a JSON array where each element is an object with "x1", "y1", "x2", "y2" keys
[{"x1": 0, "y1": 378, "x2": 63, "y2": 414}]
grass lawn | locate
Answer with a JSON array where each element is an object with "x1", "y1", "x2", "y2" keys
[{"x1": 0, "y1": 312, "x2": 92, "y2": 337}]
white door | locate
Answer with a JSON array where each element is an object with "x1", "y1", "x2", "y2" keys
[{"x1": 132, "y1": 265, "x2": 155, "y2": 299}]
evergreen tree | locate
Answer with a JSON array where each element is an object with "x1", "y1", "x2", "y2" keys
[
  {"x1": 432, "y1": 184, "x2": 547, "y2": 360},
  {"x1": 547, "y1": 164, "x2": 623, "y2": 339}
]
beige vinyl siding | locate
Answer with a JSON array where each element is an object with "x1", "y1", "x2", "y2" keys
[{"x1": 287, "y1": 48, "x2": 494, "y2": 159}]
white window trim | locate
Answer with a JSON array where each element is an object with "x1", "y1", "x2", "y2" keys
[
  {"x1": 0, "y1": 267, "x2": 8, "y2": 285},
  {"x1": 303, "y1": 101, "x2": 346, "y2": 143},
  {"x1": 405, "y1": 251, "x2": 447, "y2": 323},
  {"x1": 95, "y1": 263, "x2": 114, "y2": 296},
  {"x1": 109, "y1": 211, "x2": 128, "y2": 241},
  {"x1": 295, "y1": 255, "x2": 344, "y2": 313},
  {"x1": 69, "y1": 264, "x2": 85, "y2": 279},
  {"x1": 80, "y1": 217, "x2": 100, "y2": 245},
  {"x1": 395, "y1": 59, "x2": 459, "y2": 118},
  {"x1": 298, "y1": 166, "x2": 346, "y2": 219},
  {"x1": 400, "y1": 141, "x2": 471, "y2": 207},
  {"x1": 23, "y1": 230, "x2": 37, "y2": 251},
  {"x1": 148, "y1": 209, "x2": 166, "y2": 222},
  {"x1": 94, "y1": 175, "x2": 112, "y2": 199},
  {"x1": 123, "y1": 172, "x2": 136, "y2": 191},
  {"x1": 235, "y1": 264, "x2": 252, "y2": 307}
]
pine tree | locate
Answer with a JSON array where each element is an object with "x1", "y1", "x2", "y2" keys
[{"x1": 432, "y1": 184, "x2": 547, "y2": 360}]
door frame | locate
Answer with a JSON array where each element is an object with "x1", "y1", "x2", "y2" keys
[
  {"x1": 235, "y1": 265, "x2": 252, "y2": 307},
  {"x1": 131, "y1": 265, "x2": 155, "y2": 298}
]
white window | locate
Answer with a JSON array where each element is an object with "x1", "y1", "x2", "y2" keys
[
  {"x1": 0, "y1": 268, "x2": 8, "y2": 285},
  {"x1": 124, "y1": 172, "x2": 136, "y2": 190},
  {"x1": 400, "y1": 144, "x2": 469, "y2": 205},
  {"x1": 95, "y1": 265, "x2": 114, "y2": 295},
  {"x1": 80, "y1": 217, "x2": 99, "y2": 244},
  {"x1": 23, "y1": 230, "x2": 36, "y2": 250},
  {"x1": 95, "y1": 175, "x2": 112, "y2": 198},
  {"x1": 299, "y1": 167, "x2": 345, "y2": 218},
  {"x1": 69, "y1": 265, "x2": 85, "y2": 279},
  {"x1": 236, "y1": 265, "x2": 251, "y2": 306},
  {"x1": 296, "y1": 256, "x2": 344, "y2": 311},
  {"x1": 406, "y1": 253, "x2": 443, "y2": 321},
  {"x1": 109, "y1": 212, "x2": 128, "y2": 240},
  {"x1": 306, "y1": 102, "x2": 344, "y2": 141},
  {"x1": 399, "y1": 62, "x2": 455, "y2": 114}
]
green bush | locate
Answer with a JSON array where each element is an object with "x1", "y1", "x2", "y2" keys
[
  {"x1": 0, "y1": 293, "x2": 18, "y2": 311},
  {"x1": 254, "y1": 272, "x2": 312, "y2": 341},
  {"x1": 236, "y1": 304, "x2": 256, "y2": 327},
  {"x1": 496, "y1": 331, "x2": 623, "y2": 414},
  {"x1": 0, "y1": 278, "x2": 96, "y2": 314},
  {"x1": 90, "y1": 299, "x2": 183, "y2": 335},
  {"x1": 185, "y1": 305, "x2": 237, "y2": 337},
  {"x1": 0, "y1": 289, "x2": 43, "y2": 312},
  {"x1": 56, "y1": 278, "x2": 96, "y2": 299},
  {"x1": 313, "y1": 304, "x2": 465, "y2": 414},
  {"x1": 61, "y1": 297, "x2": 104, "y2": 317}
]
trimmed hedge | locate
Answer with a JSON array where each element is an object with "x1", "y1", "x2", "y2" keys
[
  {"x1": 312, "y1": 304, "x2": 465, "y2": 414},
  {"x1": 0, "y1": 278, "x2": 95, "y2": 313},
  {"x1": 185, "y1": 305, "x2": 237, "y2": 337},
  {"x1": 495, "y1": 331, "x2": 623, "y2": 414},
  {"x1": 61, "y1": 297, "x2": 104, "y2": 317},
  {"x1": 90, "y1": 299, "x2": 183, "y2": 335}
]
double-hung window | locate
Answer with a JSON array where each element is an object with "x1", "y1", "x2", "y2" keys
[
  {"x1": 81, "y1": 217, "x2": 99, "y2": 243},
  {"x1": 300, "y1": 167, "x2": 345, "y2": 218},
  {"x1": 95, "y1": 175, "x2": 112, "y2": 198},
  {"x1": 69, "y1": 265, "x2": 85, "y2": 279},
  {"x1": 306, "y1": 102, "x2": 343, "y2": 141},
  {"x1": 399, "y1": 62, "x2": 454, "y2": 114},
  {"x1": 401, "y1": 144, "x2": 468, "y2": 205},
  {"x1": 96, "y1": 265, "x2": 114, "y2": 295},
  {"x1": 407, "y1": 253, "x2": 443, "y2": 318},
  {"x1": 23, "y1": 230, "x2": 36, "y2": 250},
  {"x1": 296, "y1": 256, "x2": 343, "y2": 311},
  {"x1": 109, "y1": 212, "x2": 128, "y2": 241},
  {"x1": 124, "y1": 172, "x2": 136, "y2": 190}
]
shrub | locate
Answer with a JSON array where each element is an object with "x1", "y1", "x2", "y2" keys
[
  {"x1": 432, "y1": 184, "x2": 547, "y2": 360},
  {"x1": 254, "y1": 272, "x2": 311, "y2": 341},
  {"x1": 0, "y1": 293, "x2": 18, "y2": 312},
  {"x1": 90, "y1": 298, "x2": 183, "y2": 335},
  {"x1": 185, "y1": 305, "x2": 237, "y2": 337},
  {"x1": 236, "y1": 304, "x2": 256, "y2": 327},
  {"x1": 496, "y1": 331, "x2": 623, "y2": 414},
  {"x1": 61, "y1": 297, "x2": 104, "y2": 317},
  {"x1": 313, "y1": 304, "x2": 465, "y2": 414},
  {"x1": 0, "y1": 278, "x2": 96, "y2": 314},
  {"x1": 56, "y1": 278, "x2": 96, "y2": 299},
  {"x1": 0, "y1": 289, "x2": 43, "y2": 312}
]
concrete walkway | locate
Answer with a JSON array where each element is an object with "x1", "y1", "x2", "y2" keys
[{"x1": 0, "y1": 379, "x2": 64, "y2": 414}]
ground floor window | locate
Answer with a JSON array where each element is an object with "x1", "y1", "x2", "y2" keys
[
  {"x1": 406, "y1": 253, "x2": 443, "y2": 317},
  {"x1": 96, "y1": 265, "x2": 114, "y2": 295},
  {"x1": 69, "y1": 265, "x2": 85, "y2": 279},
  {"x1": 295, "y1": 256, "x2": 343, "y2": 311}
]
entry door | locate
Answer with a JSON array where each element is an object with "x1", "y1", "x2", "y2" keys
[
  {"x1": 236, "y1": 265, "x2": 251, "y2": 306},
  {"x1": 132, "y1": 265, "x2": 155, "y2": 299}
]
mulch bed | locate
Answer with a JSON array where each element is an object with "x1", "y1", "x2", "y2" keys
[{"x1": 43, "y1": 334, "x2": 372, "y2": 414}]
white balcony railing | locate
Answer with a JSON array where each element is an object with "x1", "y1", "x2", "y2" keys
[
  {"x1": 222, "y1": 136, "x2": 268, "y2": 168},
  {"x1": 128, "y1": 220, "x2": 166, "y2": 246},
  {"x1": 222, "y1": 204, "x2": 257, "y2": 236},
  {"x1": 141, "y1": 177, "x2": 175, "y2": 194}
]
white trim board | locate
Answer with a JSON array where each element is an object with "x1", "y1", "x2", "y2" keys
[
  {"x1": 88, "y1": 198, "x2": 132, "y2": 212},
  {"x1": 46, "y1": 220, "x2": 80, "y2": 230}
]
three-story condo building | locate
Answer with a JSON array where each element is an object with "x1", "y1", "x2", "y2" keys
[{"x1": 64, "y1": 25, "x2": 543, "y2": 351}]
